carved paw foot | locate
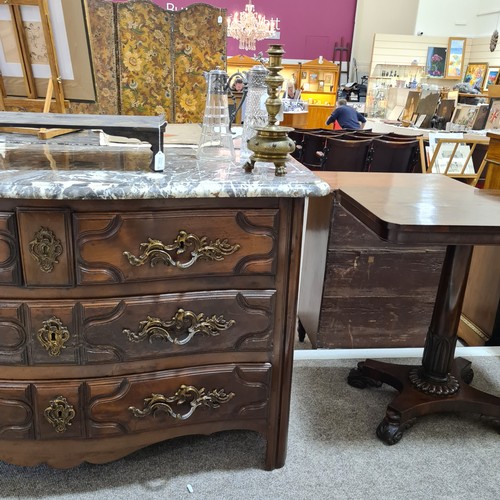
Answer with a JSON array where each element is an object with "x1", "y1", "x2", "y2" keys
[
  {"x1": 347, "y1": 367, "x2": 383, "y2": 389},
  {"x1": 376, "y1": 411, "x2": 416, "y2": 445},
  {"x1": 376, "y1": 418, "x2": 404, "y2": 445}
]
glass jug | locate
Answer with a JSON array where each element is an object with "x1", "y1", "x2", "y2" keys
[{"x1": 197, "y1": 67, "x2": 236, "y2": 162}]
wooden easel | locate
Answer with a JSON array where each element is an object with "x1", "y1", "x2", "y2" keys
[{"x1": 0, "y1": 0, "x2": 72, "y2": 138}]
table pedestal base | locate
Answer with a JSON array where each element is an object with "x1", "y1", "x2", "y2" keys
[{"x1": 348, "y1": 357, "x2": 500, "y2": 445}]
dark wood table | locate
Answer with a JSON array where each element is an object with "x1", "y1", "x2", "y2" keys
[{"x1": 317, "y1": 171, "x2": 500, "y2": 444}]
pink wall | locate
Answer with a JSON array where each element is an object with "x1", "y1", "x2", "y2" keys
[{"x1": 111, "y1": 1, "x2": 357, "y2": 61}]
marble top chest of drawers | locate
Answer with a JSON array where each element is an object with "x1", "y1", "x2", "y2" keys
[{"x1": 0, "y1": 142, "x2": 329, "y2": 470}]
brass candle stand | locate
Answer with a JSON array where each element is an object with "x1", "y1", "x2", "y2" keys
[{"x1": 243, "y1": 44, "x2": 295, "y2": 176}]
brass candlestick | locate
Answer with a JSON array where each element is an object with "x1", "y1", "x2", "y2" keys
[{"x1": 243, "y1": 44, "x2": 295, "y2": 176}]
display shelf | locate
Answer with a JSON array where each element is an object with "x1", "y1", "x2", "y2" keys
[
  {"x1": 366, "y1": 64, "x2": 425, "y2": 119},
  {"x1": 298, "y1": 58, "x2": 339, "y2": 95}
]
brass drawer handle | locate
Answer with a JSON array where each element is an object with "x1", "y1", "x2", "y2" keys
[
  {"x1": 37, "y1": 316, "x2": 70, "y2": 356},
  {"x1": 28, "y1": 227, "x2": 63, "y2": 273},
  {"x1": 123, "y1": 308, "x2": 236, "y2": 346},
  {"x1": 129, "y1": 385, "x2": 235, "y2": 421},
  {"x1": 123, "y1": 230, "x2": 240, "y2": 269},
  {"x1": 44, "y1": 396, "x2": 75, "y2": 433}
]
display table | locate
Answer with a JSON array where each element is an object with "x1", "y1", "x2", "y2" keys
[
  {"x1": 0, "y1": 137, "x2": 329, "y2": 469},
  {"x1": 322, "y1": 172, "x2": 500, "y2": 444}
]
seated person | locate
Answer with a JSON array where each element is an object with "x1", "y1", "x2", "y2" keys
[
  {"x1": 283, "y1": 82, "x2": 298, "y2": 100},
  {"x1": 326, "y1": 98, "x2": 366, "y2": 130}
]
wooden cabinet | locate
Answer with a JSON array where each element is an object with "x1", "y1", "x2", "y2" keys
[
  {"x1": 298, "y1": 192, "x2": 445, "y2": 348},
  {"x1": 298, "y1": 58, "x2": 339, "y2": 129},
  {"x1": 300, "y1": 102, "x2": 334, "y2": 129},
  {"x1": 0, "y1": 196, "x2": 303, "y2": 470}
]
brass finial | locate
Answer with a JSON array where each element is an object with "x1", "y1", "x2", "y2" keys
[{"x1": 243, "y1": 44, "x2": 295, "y2": 176}]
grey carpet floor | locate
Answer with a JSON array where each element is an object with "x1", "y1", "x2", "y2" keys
[{"x1": 1, "y1": 357, "x2": 499, "y2": 500}]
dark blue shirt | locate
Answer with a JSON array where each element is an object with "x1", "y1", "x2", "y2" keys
[{"x1": 326, "y1": 105, "x2": 366, "y2": 129}]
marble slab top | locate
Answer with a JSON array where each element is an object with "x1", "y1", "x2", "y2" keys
[{"x1": 0, "y1": 141, "x2": 330, "y2": 201}]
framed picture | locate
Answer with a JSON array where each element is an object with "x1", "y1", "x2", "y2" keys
[
  {"x1": 301, "y1": 71, "x2": 307, "y2": 80},
  {"x1": 485, "y1": 98, "x2": 500, "y2": 129},
  {"x1": 0, "y1": 0, "x2": 96, "y2": 101},
  {"x1": 324, "y1": 72, "x2": 333, "y2": 85},
  {"x1": 463, "y1": 62, "x2": 489, "y2": 90},
  {"x1": 450, "y1": 103, "x2": 479, "y2": 131},
  {"x1": 473, "y1": 104, "x2": 490, "y2": 130},
  {"x1": 426, "y1": 47, "x2": 447, "y2": 78},
  {"x1": 309, "y1": 72, "x2": 318, "y2": 83},
  {"x1": 445, "y1": 38, "x2": 466, "y2": 79},
  {"x1": 400, "y1": 90, "x2": 420, "y2": 124},
  {"x1": 436, "y1": 98, "x2": 455, "y2": 121},
  {"x1": 483, "y1": 66, "x2": 500, "y2": 91}
]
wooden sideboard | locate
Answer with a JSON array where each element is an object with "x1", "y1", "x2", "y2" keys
[{"x1": 0, "y1": 139, "x2": 329, "y2": 470}]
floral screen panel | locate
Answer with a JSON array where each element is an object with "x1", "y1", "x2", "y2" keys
[
  {"x1": 72, "y1": 1, "x2": 226, "y2": 121},
  {"x1": 116, "y1": 0, "x2": 173, "y2": 119},
  {"x1": 173, "y1": 4, "x2": 226, "y2": 123}
]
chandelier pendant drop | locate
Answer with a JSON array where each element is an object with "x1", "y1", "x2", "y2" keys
[{"x1": 227, "y1": 1, "x2": 280, "y2": 51}]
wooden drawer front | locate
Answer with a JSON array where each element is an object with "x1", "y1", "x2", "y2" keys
[
  {"x1": 33, "y1": 383, "x2": 83, "y2": 439},
  {"x1": 0, "y1": 302, "x2": 80, "y2": 366},
  {"x1": 0, "y1": 212, "x2": 21, "y2": 285},
  {"x1": 17, "y1": 209, "x2": 74, "y2": 287},
  {"x1": 74, "y1": 209, "x2": 278, "y2": 285},
  {"x1": 0, "y1": 364, "x2": 270, "y2": 440},
  {"x1": 28, "y1": 304, "x2": 79, "y2": 365},
  {"x1": 0, "y1": 380, "x2": 83, "y2": 440},
  {"x1": 87, "y1": 363, "x2": 271, "y2": 438},
  {"x1": 0, "y1": 290, "x2": 275, "y2": 366},
  {"x1": 0, "y1": 302, "x2": 28, "y2": 365},
  {"x1": 0, "y1": 383, "x2": 33, "y2": 440},
  {"x1": 81, "y1": 290, "x2": 275, "y2": 363}
]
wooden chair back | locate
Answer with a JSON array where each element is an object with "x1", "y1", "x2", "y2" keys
[
  {"x1": 368, "y1": 138, "x2": 420, "y2": 173},
  {"x1": 300, "y1": 132, "x2": 330, "y2": 169},
  {"x1": 320, "y1": 137, "x2": 372, "y2": 172}
]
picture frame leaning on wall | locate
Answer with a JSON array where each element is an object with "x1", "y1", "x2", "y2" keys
[
  {"x1": 445, "y1": 37, "x2": 466, "y2": 79},
  {"x1": 483, "y1": 67, "x2": 500, "y2": 91},
  {"x1": 463, "y1": 62, "x2": 489, "y2": 90}
]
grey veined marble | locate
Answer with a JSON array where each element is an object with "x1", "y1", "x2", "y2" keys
[{"x1": 0, "y1": 142, "x2": 330, "y2": 201}]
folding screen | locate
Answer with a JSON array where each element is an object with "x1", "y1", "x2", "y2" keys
[{"x1": 74, "y1": 0, "x2": 226, "y2": 122}]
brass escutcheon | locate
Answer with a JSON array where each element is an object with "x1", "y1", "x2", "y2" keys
[
  {"x1": 37, "y1": 316, "x2": 70, "y2": 356},
  {"x1": 129, "y1": 385, "x2": 235, "y2": 421},
  {"x1": 44, "y1": 396, "x2": 75, "y2": 433},
  {"x1": 28, "y1": 227, "x2": 63, "y2": 273}
]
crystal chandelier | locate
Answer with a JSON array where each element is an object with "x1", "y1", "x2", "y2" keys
[{"x1": 227, "y1": 1, "x2": 280, "y2": 51}]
